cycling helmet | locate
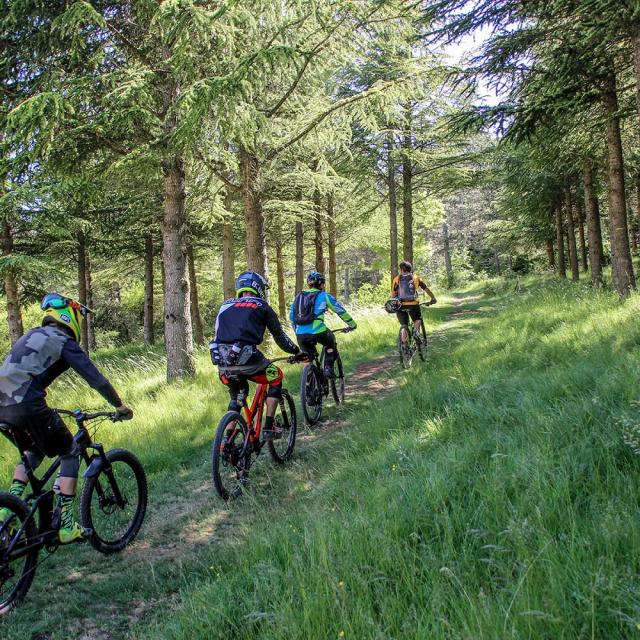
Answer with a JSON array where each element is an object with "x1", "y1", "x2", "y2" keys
[
  {"x1": 384, "y1": 298, "x2": 402, "y2": 314},
  {"x1": 307, "y1": 271, "x2": 326, "y2": 288},
  {"x1": 41, "y1": 293, "x2": 89, "y2": 342},
  {"x1": 235, "y1": 271, "x2": 269, "y2": 299}
]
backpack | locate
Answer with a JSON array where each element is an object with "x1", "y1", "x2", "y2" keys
[
  {"x1": 397, "y1": 274, "x2": 418, "y2": 302},
  {"x1": 292, "y1": 290, "x2": 320, "y2": 325},
  {"x1": 209, "y1": 341, "x2": 256, "y2": 366}
]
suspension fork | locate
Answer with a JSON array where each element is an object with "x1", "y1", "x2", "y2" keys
[{"x1": 84, "y1": 444, "x2": 127, "y2": 508}]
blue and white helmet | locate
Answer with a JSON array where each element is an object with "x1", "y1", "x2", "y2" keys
[
  {"x1": 307, "y1": 271, "x2": 325, "y2": 287},
  {"x1": 235, "y1": 271, "x2": 269, "y2": 299}
]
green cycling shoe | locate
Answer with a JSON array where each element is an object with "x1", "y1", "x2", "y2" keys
[{"x1": 58, "y1": 521, "x2": 88, "y2": 544}]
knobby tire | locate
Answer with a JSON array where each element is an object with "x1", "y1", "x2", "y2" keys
[
  {"x1": 301, "y1": 364, "x2": 323, "y2": 425},
  {"x1": 80, "y1": 448, "x2": 148, "y2": 555},
  {"x1": 268, "y1": 390, "x2": 297, "y2": 464},
  {"x1": 212, "y1": 411, "x2": 250, "y2": 500},
  {"x1": 330, "y1": 356, "x2": 345, "y2": 404},
  {"x1": 0, "y1": 493, "x2": 38, "y2": 615}
]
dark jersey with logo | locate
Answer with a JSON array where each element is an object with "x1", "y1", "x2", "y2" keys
[
  {"x1": 0, "y1": 325, "x2": 122, "y2": 408},
  {"x1": 214, "y1": 296, "x2": 298, "y2": 354}
]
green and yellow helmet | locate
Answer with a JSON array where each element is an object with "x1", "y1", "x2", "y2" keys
[{"x1": 41, "y1": 293, "x2": 89, "y2": 342}]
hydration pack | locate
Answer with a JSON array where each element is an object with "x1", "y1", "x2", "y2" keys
[
  {"x1": 209, "y1": 341, "x2": 256, "y2": 366},
  {"x1": 292, "y1": 290, "x2": 320, "y2": 325},
  {"x1": 397, "y1": 274, "x2": 418, "y2": 302}
]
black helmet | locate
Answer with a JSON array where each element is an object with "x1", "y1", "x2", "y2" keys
[
  {"x1": 307, "y1": 271, "x2": 325, "y2": 287},
  {"x1": 235, "y1": 271, "x2": 269, "y2": 299},
  {"x1": 384, "y1": 298, "x2": 402, "y2": 313}
]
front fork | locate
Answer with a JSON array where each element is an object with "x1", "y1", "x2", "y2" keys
[{"x1": 84, "y1": 444, "x2": 127, "y2": 508}]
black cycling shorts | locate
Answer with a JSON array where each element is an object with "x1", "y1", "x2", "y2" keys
[
  {"x1": 396, "y1": 305, "x2": 422, "y2": 326},
  {"x1": 297, "y1": 330, "x2": 337, "y2": 357},
  {"x1": 0, "y1": 402, "x2": 73, "y2": 458}
]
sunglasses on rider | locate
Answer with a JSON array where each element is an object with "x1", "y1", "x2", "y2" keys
[{"x1": 41, "y1": 294, "x2": 91, "y2": 317}]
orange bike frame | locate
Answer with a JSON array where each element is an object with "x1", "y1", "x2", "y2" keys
[{"x1": 243, "y1": 382, "x2": 268, "y2": 442}]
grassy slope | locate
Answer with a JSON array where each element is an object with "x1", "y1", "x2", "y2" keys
[
  {"x1": 0, "y1": 310, "x2": 404, "y2": 639},
  {"x1": 135, "y1": 277, "x2": 640, "y2": 640},
  {"x1": 3, "y1": 277, "x2": 640, "y2": 638}
]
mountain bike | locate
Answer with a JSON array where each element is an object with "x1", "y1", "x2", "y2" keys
[
  {"x1": 300, "y1": 327, "x2": 352, "y2": 426},
  {"x1": 212, "y1": 356, "x2": 301, "y2": 500},
  {"x1": 397, "y1": 302, "x2": 434, "y2": 369},
  {"x1": 0, "y1": 409, "x2": 147, "y2": 614}
]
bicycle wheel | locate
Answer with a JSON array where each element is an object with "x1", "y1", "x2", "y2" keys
[
  {"x1": 330, "y1": 356, "x2": 345, "y2": 404},
  {"x1": 212, "y1": 411, "x2": 250, "y2": 500},
  {"x1": 80, "y1": 449, "x2": 148, "y2": 555},
  {"x1": 268, "y1": 390, "x2": 297, "y2": 464},
  {"x1": 0, "y1": 493, "x2": 38, "y2": 615},
  {"x1": 300, "y1": 364, "x2": 323, "y2": 425},
  {"x1": 417, "y1": 322, "x2": 428, "y2": 362}
]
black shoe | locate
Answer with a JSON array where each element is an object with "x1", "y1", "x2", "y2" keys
[{"x1": 262, "y1": 428, "x2": 275, "y2": 441}]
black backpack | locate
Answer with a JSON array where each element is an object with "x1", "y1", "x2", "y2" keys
[{"x1": 293, "y1": 290, "x2": 320, "y2": 325}]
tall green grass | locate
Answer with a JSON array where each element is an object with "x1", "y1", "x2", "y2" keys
[
  {"x1": 0, "y1": 311, "x2": 401, "y2": 639},
  {"x1": 129, "y1": 278, "x2": 640, "y2": 640}
]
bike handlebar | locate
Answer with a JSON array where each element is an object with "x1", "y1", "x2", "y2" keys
[
  {"x1": 56, "y1": 408, "x2": 125, "y2": 423},
  {"x1": 332, "y1": 327, "x2": 354, "y2": 334}
]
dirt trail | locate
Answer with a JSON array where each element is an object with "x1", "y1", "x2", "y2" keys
[{"x1": 43, "y1": 297, "x2": 480, "y2": 640}]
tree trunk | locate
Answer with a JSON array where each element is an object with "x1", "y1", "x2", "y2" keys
[
  {"x1": 635, "y1": 175, "x2": 640, "y2": 255},
  {"x1": 564, "y1": 186, "x2": 579, "y2": 281},
  {"x1": 313, "y1": 189, "x2": 324, "y2": 272},
  {"x1": 239, "y1": 146, "x2": 267, "y2": 274},
  {"x1": 401, "y1": 128, "x2": 413, "y2": 264},
  {"x1": 583, "y1": 160, "x2": 605, "y2": 277},
  {"x1": 187, "y1": 241, "x2": 205, "y2": 346},
  {"x1": 275, "y1": 240, "x2": 286, "y2": 318},
  {"x1": 555, "y1": 202, "x2": 566, "y2": 279},
  {"x1": 220, "y1": 220, "x2": 235, "y2": 300},
  {"x1": 162, "y1": 152, "x2": 195, "y2": 379},
  {"x1": 327, "y1": 194, "x2": 338, "y2": 297},
  {"x1": 222, "y1": 189, "x2": 236, "y2": 299},
  {"x1": 632, "y1": 24, "x2": 640, "y2": 127},
  {"x1": 295, "y1": 220, "x2": 304, "y2": 292},
  {"x1": 576, "y1": 197, "x2": 588, "y2": 272},
  {"x1": 85, "y1": 252, "x2": 96, "y2": 351},
  {"x1": 603, "y1": 71, "x2": 636, "y2": 295},
  {"x1": 546, "y1": 239, "x2": 555, "y2": 270},
  {"x1": 442, "y1": 221, "x2": 453, "y2": 286},
  {"x1": 2, "y1": 218, "x2": 23, "y2": 345},
  {"x1": 494, "y1": 250, "x2": 501, "y2": 276},
  {"x1": 343, "y1": 267, "x2": 350, "y2": 300},
  {"x1": 144, "y1": 234, "x2": 155, "y2": 346},
  {"x1": 77, "y1": 229, "x2": 89, "y2": 350},
  {"x1": 387, "y1": 131, "x2": 399, "y2": 278}
]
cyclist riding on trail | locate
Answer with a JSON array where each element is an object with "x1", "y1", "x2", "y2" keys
[
  {"x1": 391, "y1": 261, "x2": 437, "y2": 344},
  {"x1": 210, "y1": 271, "x2": 303, "y2": 441},
  {"x1": 290, "y1": 271, "x2": 357, "y2": 379},
  {"x1": 0, "y1": 293, "x2": 132, "y2": 544}
]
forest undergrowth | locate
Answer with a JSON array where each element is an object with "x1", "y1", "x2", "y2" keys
[{"x1": 3, "y1": 276, "x2": 640, "y2": 639}]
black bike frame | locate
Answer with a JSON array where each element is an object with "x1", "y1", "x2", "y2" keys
[{"x1": 3, "y1": 411, "x2": 122, "y2": 559}]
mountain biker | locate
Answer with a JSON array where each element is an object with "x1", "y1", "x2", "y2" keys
[
  {"x1": 0, "y1": 293, "x2": 133, "y2": 543},
  {"x1": 290, "y1": 271, "x2": 357, "y2": 379},
  {"x1": 391, "y1": 261, "x2": 437, "y2": 344},
  {"x1": 211, "y1": 271, "x2": 304, "y2": 441}
]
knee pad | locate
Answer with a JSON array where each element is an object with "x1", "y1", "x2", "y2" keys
[
  {"x1": 60, "y1": 452, "x2": 80, "y2": 478},
  {"x1": 266, "y1": 385, "x2": 283, "y2": 400}
]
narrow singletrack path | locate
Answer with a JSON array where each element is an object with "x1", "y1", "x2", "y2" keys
[{"x1": 6, "y1": 295, "x2": 482, "y2": 640}]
